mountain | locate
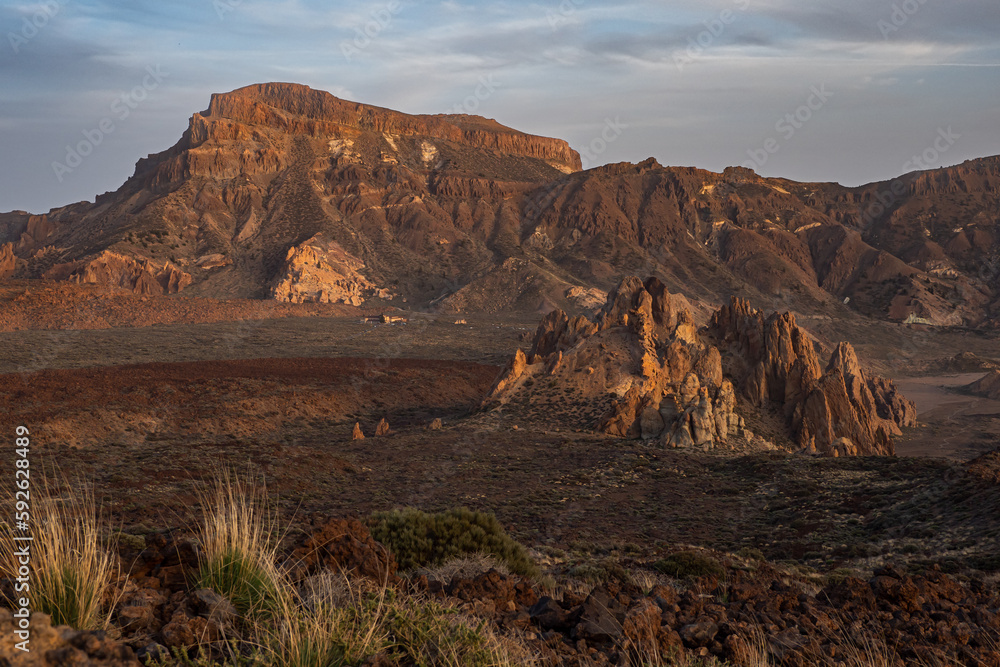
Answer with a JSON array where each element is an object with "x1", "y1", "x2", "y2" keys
[{"x1": 2, "y1": 82, "x2": 998, "y2": 326}]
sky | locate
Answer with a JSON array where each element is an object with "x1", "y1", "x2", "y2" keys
[{"x1": 1, "y1": 0, "x2": 999, "y2": 214}]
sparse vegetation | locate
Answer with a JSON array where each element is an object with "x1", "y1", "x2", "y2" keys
[
  {"x1": 653, "y1": 551, "x2": 724, "y2": 580},
  {"x1": 195, "y1": 471, "x2": 285, "y2": 620},
  {"x1": 368, "y1": 507, "x2": 538, "y2": 577},
  {"x1": 0, "y1": 478, "x2": 118, "y2": 630}
]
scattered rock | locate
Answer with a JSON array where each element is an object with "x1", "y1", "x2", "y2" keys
[{"x1": 0, "y1": 609, "x2": 140, "y2": 665}]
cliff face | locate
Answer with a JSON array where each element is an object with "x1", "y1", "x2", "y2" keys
[
  {"x1": 2, "y1": 83, "x2": 999, "y2": 326},
  {"x1": 201, "y1": 83, "x2": 582, "y2": 172}
]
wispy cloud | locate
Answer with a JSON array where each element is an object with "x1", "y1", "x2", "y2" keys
[{"x1": 1, "y1": 0, "x2": 998, "y2": 212}]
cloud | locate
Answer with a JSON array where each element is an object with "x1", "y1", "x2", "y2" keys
[{"x1": 1, "y1": 0, "x2": 999, "y2": 212}]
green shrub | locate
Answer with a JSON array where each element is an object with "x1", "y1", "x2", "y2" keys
[
  {"x1": 368, "y1": 508, "x2": 537, "y2": 578},
  {"x1": 736, "y1": 546, "x2": 765, "y2": 562},
  {"x1": 385, "y1": 593, "x2": 530, "y2": 667},
  {"x1": 653, "y1": 551, "x2": 724, "y2": 580}
]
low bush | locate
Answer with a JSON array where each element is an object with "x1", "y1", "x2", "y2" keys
[
  {"x1": 368, "y1": 508, "x2": 538, "y2": 577},
  {"x1": 653, "y1": 551, "x2": 724, "y2": 580}
]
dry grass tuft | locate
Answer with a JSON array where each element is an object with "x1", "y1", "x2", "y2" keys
[
  {"x1": 0, "y1": 477, "x2": 119, "y2": 630},
  {"x1": 195, "y1": 470, "x2": 286, "y2": 620}
]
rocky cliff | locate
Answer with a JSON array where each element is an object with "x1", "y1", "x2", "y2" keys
[{"x1": 708, "y1": 297, "x2": 916, "y2": 455}]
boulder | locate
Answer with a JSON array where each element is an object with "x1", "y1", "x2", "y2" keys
[{"x1": 286, "y1": 517, "x2": 398, "y2": 583}]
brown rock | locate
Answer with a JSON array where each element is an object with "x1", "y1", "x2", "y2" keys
[
  {"x1": 0, "y1": 242, "x2": 16, "y2": 279},
  {"x1": 352, "y1": 422, "x2": 365, "y2": 440},
  {"x1": 484, "y1": 276, "x2": 913, "y2": 456},
  {"x1": 286, "y1": 517, "x2": 397, "y2": 583},
  {"x1": 44, "y1": 251, "x2": 192, "y2": 296},
  {"x1": 0, "y1": 610, "x2": 140, "y2": 665},
  {"x1": 711, "y1": 296, "x2": 913, "y2": 456},
  {"x1": 270, "y1": 234, "x2": 375, "y2": 306},
  {"x1": 375, "y1": 417, "x2": 390, "y2": 436}
]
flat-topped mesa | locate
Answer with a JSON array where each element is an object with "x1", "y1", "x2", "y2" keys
[
  {"x1": 710, "y1": 297, "x2": 916, "y2": 456},
  {"x1": 198, "y1": 83, "x2": 582, "y2": 172}
]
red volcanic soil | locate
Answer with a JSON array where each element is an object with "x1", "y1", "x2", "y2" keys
[
  {"x1": 1, "y1": 357, "x2": 499, "y2": 450},
  {"x1": 0, "y1": 280, "x2": 366, "y2": 331}
]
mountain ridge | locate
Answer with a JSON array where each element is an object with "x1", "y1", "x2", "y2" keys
[{"x1": 2, "y1": 82, "x2": 998, "y2": 327}]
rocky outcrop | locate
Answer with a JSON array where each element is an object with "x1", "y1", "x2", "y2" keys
[
  {"x1": 487, "y1": 277, "x2": 915, "y2": 456},
  {"x1": 270, "y1": 234, "x2": 381, "y2": 306},
  {"x1": 709, "y1": 297, "x2": 916, "y2": 455},
  {"x1": 43, "y1": 251, "x2": 192, "y2": 296},
  {"x1": 485, "y1": 276, "x2": 749, "y2": 451},
  {"x1": 0, "y1": 242, "x2": 16, "y2": 279}
]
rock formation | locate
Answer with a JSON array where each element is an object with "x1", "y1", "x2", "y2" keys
[
  {"x1": 375, "y1": 418, "x2": 390, "y2": 436},
  {"x1": 352, "y1": 422, "x2": 365, "y2": 440},
  {"x1": 485, "y1": 276, "x2": 916, "y2": 456},
  {"x1": 485, "y1": 276, "x2": 749, "y2": 452},
  {"x1": 708, "y1": 298, "x2": 916, "y2": 455},
  {"x1": 0, "y1": 242, "x2": 15, "y2": 279},
  {"x1": 270, "y1": 234, "x2": 381, "y2": 306},
  {"x1": 43, "y1": 251, "x2": 192, "y2": 296}
]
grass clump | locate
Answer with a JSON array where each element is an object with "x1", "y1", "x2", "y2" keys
[
  {"x1": 653, "y1": 551, "x2": 724, "y2": 580},
  {"x1": 263, "y1": 572, "x2": 532, "y2": 667},
  {"x1": 0, "y1": 479, "x2": 118, "y2": 630},
  {"x1": 368, "y1": 507, "x2": 538, "y2": 577},
  {"x1": 265, "y1": 573, "x2": 389, "y2": 667},
  {"x1": 195, "y1": 471, "x2": 285, "y2": 620},
  {"x1": 385, "y1": 594, "x2": 533, "y2": 667}
]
